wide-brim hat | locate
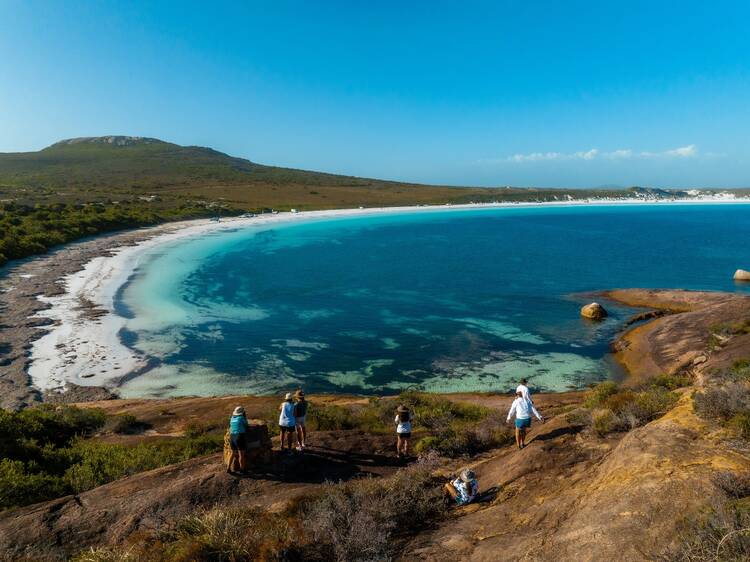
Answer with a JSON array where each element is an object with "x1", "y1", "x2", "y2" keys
[
  {"x1": 396, "y1": 405, "x2": 409, "y2": 413},
  {"x1": 461, "y1": 469, "x2": 476, "y2": 482},
  {"x1": 295, "y1": 390, "x2": 305, "y2": 398},
  {"x1": 284, "y1": 392, "x2": 293, "y2": 400},
  {"x1": 233, "y1": 406, "x2": 245, "y2": 416}
]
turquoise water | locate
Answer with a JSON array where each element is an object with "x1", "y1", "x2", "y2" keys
[{"x1": 118, "y1": 204, "x2": 750, "y2": 397}]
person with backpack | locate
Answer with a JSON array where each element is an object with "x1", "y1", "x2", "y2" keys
[
  {"x1": 293, "y1": 390, "x2": 308, "y2": 451},
  {"x1": 227, "y1": 406, "x2": 248, "y2": 473},
  {"x1": 506, "y1": 390, "x2": 544, "y2": 449},
  {"x1": 394, "y1": 405, "x2": 412, "y2": 459},
  {"x1": 278, "y1": 393, "x2": 296, "y2": 453}
]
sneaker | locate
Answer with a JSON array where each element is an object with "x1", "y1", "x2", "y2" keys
[{"x1": 295, "y1": 445, "x2": 302, "y2": 452}]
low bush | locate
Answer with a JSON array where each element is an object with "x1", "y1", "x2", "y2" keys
[
  {"x1": 583, "y1": 382, "x2": 679, "y2": 436},
  {"x1": 651, "y1": 373, "x2": 692, "y2": 390},
  {"x1": 584, "y1": 381, "x2": 619, "y2": 408},
  {"x1": 0, "y1": 404, "x2": 223, "y2": 510},
  {"x1": 109, "y1": 414, "x2": 148, "y2": 435},
  {"x1": 169, "y1": 507, "x2": 292, "y2": 562},
  {"x1": 728, "y1": 413, "x2": 750, "y2": 439},
  {"x1": 694, "y1": 384, "x2": 750, "y2": 422},
  {"x1": 713, "y1": 471, "x2": 750, "y2": 499},
  {"x1": 414, "y1": 413, "x2": 513, "y2": 457},
  {"x1": 63, "y1": 436, "x2": 223, "y2": 493},
  {"x1": 730, "y1": 359, "x2": 750, "y2": 381},
  {"x1": 301, "y1": 455, "x2": 445, "y2": 562},
  {"x1": 592, "y1": 409, "x2": 618, "y2": 437},
  {"x1": 662, "y1": 500, "x2": 750, "y2": 562}
]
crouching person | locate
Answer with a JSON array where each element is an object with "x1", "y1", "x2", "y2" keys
[{"x1": 444, "y1": 469, "x2": 479, "y2": 506}]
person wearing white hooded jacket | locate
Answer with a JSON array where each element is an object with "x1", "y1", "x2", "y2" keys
[{"x1": 506, "y1": 390, "x2": 544, "y2": 449}]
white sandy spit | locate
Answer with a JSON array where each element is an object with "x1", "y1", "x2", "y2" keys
[{"x1": 26, "y1": 196, "x2": 750, "y2": 394}]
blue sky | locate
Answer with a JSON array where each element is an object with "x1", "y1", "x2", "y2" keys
[{"x1": 1, "y1": 1, "x2": 749, "y2": 188}]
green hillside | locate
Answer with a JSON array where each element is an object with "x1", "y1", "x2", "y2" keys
[
  {"x1": 0, "y1": 136, "x2": 402, "y2": 192},
  {"x1": 1, "y1": 136, "x2": 748, "y2": 267}
]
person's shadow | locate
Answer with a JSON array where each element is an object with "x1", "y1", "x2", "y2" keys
[{"x1": 231, "y1": 446, "x2": 396, "y2": 483}]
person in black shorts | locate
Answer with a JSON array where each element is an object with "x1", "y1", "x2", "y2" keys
[
  {"x1": 294, "y1": 390, "x2": 308, "y2": 451},
  {"x1": 228, "y1": 406, "x2": 248, "y2": 473}
]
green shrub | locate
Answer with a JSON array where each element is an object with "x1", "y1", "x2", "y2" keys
[
  {"x1": 0, "y1": 459, "x2": 69, "y2": 510},
  {"x1": 592, "y1": 409, "x2": 618, "y2": 436},
  {"x1": 307, "y1": 404, "x2": 359, "y2": 431},
  {"x1": 651, "y1": 373, "x2": 692, "y2": 390},
  {"x1": 63, "y1": 436, "x2": 222, "y2": 493},
  {"x1": 0, "y1": 402, "x2": 223, "y2": 510},
  {"x1": 414, "y1": 414, "x2": 513, "y2": 457},
  {"x1": 109, "y1": 414, "x2": 146, "y2": 435},
  {"x1": 728, "y1": 413, "x2": 750, "y2": 439},
  {"x1": 583, "y1": 384, "x2": 679, "y2": 436},
  {"x1": 731, "y1": 359, "x2": 750, "y2": 381},
  {"x1": 183, "y1": 421, "x2": 210, "y2": 438},
  {"x1": 584, "y1": 382, "x2": 619, "y2": 408}
]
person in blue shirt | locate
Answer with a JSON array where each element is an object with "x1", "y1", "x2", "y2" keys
[{"x1": 228, "y1": 406, "x2": 248, "y2": 473}]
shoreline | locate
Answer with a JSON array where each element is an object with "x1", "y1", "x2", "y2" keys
[{"x1": 3, "y1": 197, "x2": 750, "y2": 408}]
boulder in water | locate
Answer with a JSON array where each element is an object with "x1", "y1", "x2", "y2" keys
[
  {"x1": 581, "y1": 302, "x2": 608, "y2": 320},
  {"x1": 734, "y1": 269, "x2": 750, "y2": 282}
]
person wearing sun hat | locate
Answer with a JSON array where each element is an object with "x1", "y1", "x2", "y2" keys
[
  {"x1": 394, "y1": 404, "x2": 412, "y2": 459},
  {"x1": 278, "y1": 392, "x2": 297, "y2": 453},
  {"x1": 293, "y1": 389, "x2": 308, "y2": 451},
  {"x1": 444, "y1": 468, "x2": 479, "y2": 506},
  {"x1": 227, "y1": 405, "x2": 248, "y2": 473}
]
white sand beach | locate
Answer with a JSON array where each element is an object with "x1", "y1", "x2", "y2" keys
[{"x1": 25, "y1": 196, "x2": 750, "y2": 394}]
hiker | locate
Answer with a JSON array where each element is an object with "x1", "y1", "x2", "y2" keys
[
  {"x1": 294, "y1": 390, "x2": 308, "y2": 451},
  {"x1": 506, "y1": 390, "x2": 544, "y2": 449},
  {"x1": 228, "y1": 406, "x2": 248, "y2": 473},
  {"x1": 278, "y1": 392, "x2": 297, "y2": 453},
  {"x1": 394, "y1": 405, "x2": 412, "y2": 458},
  {"x1": 516, "y1": 378, "x2": 532, "y2": 402},
  {"x1": 444, "y1": 469, "x2": 479, "y2": 506}
]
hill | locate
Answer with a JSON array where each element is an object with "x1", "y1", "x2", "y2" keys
[
  {"x1": 0, "y1": 135, "x2": 506, "y2": 209},
  {"x1": 1, "y1": 136, "x2": 748, "y2": 269}
]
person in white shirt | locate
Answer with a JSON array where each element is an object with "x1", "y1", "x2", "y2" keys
[
  {"x1": 278, "y1": 393, "x2": 297, "y2": 453},
  {"x1": 394, "y1": 405, "x2": 412, "y2": 459},
  {"x1": 506, "y1": 390, "x2": 544, "y2": 449},
  {"x1": 516, "y1": 378, "x2": 532, "y2": 402}
]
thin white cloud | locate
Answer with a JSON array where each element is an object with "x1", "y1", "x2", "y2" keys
[
  {"x1": 663, "y1": 144, "x2": 697, "y2": 158},
  {"x1": 500, "y1": 144, "x2": 700, "y2": 164}
]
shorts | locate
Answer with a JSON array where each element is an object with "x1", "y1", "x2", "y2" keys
[
  {"x1": 295, "y1": 416, "x2": 306, "y2": 426},
  {"x1": 515, "y1": 418, "x2": 532, "y2": 429},
  {"x1": 397, "y1": 432, "x2": 411, "y2": 439},
  {"x1": 229, "y1": 433, "x2": 246, "y2": 451},
  {"x1": 279, "y1": 424, "x2": 295, "y2": 431}
]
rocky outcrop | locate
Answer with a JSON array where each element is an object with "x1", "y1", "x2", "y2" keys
[
  {"x1": 0, "y1": 430, "x2": 398, "y2": 560},
  {"x1": 580, "y1": 302, "x2": 607, "y2": 320},
  {"x1": 734, "y1": 268, "x2": 750, "y2": 281}
]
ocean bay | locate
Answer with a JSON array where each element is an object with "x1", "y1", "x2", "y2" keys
[{"x1": 116, "y1": 203, "x2": 750, "y2": 397}]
